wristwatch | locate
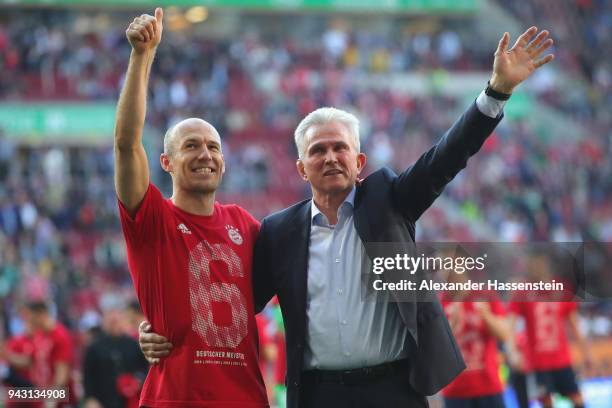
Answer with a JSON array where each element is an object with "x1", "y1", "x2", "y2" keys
[{"x1": 485, "y1": 81, "x2": 512, "y2": 101}]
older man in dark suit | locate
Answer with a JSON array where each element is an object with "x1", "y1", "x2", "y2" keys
[
  {"x1": 251, "y1": 26, "x2": 553, "y2": 408},
  {"x1": 140, "y1": 26, "x2": 555, "y2": 408}
]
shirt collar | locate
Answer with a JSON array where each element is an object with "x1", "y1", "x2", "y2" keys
[{"x1": 311, "y1": 185, "x2": 356, "y2": 225}]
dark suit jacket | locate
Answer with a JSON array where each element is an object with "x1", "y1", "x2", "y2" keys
[{"x1": 253, "y1": 101, "x2": 503, "y2": 408}]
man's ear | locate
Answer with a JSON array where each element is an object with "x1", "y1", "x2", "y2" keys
[
  {"x1": 356, "y1": 152, "x2": 367, "y2": 175},
  {"x1": 160, "y1": 153, "x2": 172, "y2": 173},
  {"x1": 221, "y1": 154, "x2": 226, "y2": 175},
  {"x1": 296, "y1": 159, "x2": 308, "y2": 181}
]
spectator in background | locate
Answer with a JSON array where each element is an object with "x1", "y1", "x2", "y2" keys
[
  {"x1": 82, "y1": 307, "x2": 148, "y2": 408},
  {"x1": 0, "y1": 128, "x2": 15, "y2": 184},
  {"x1": 124, "y1": 300, "x2": 144, "y2": 340}
]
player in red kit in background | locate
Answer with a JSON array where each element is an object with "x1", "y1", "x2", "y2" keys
[
  {"x1": 509, "y1": 301, "x2": 590, "y2": 408},
  {"x1": 506, "y1": 329, "x2": 531, "y2": 408},
  {"x1": 4, "y1": 308, "x2": 35, "y2": 388},
  {"x1": 27, "y1": 301, "x2": 77, "y2": 408},
  {"x1": 508, "y1": 252, "x2": 592, "y2": 408},
  {"x1": 114, "y1": 8, "x2": 268, "y2": 407},
  {"x1": 3, "y1": 308, "x2": 40, "y2": 408},
  {"x1": 441, "y1": 259, "x2": 511, "y2": 408}
]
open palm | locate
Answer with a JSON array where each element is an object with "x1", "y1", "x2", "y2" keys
[{"x1": 490, "y1": 27, "x2": 554, "y2": 94}]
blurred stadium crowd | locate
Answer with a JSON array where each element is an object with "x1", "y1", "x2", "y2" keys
[{"x1": 0, "y1": 1, "x2": 611, "y2": 406}]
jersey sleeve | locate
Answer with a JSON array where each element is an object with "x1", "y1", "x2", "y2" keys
[
  {"x1": 118, "y1": 183, "x2": 165, "y2": 244},
  {"x1": 52, "y1": 328, "x2": 73, "y2": 365}
]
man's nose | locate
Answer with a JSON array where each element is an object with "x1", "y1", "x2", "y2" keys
[
  {"x1": 324, "y1": 149, "x2": 337, "y2": 163},
  {"x1": 198, "y1": 146, "x2": 213, "y2": 160}
]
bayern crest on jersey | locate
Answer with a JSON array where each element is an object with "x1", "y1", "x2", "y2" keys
[{"x1": 225, "y1": 224, "x2": 243, "y2": 245}]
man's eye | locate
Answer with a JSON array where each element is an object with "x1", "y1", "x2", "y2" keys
[{"x1": 311, "y1": 147, "x2": 324, "y2": 155}]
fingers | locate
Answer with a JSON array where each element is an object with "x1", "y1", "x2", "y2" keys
[
  {"x1": 526, "y1": 30, "x2": 549, "y2": 53},
  {"x1": 532, "y1": 38, "x2": 554, "y2": 59},
  {"x1": 126, "y1": 23, "x2": 145, "y2": 42},
  {"x1": 139, "y1": 331, "x2": 172, "y2": 363},
  {"x1": 512, "y1": 26, "x2": 537, "y2": 50},
  {"x1": 139, "y1": 320, "x2": 151, "y2": 333},
  {"x1": 133, "y1": 18, "x2": 150, "y2": 42},
  {"x1": 503, "y1": 26, "x2": 555, "y2": 71},
  {"x1": 534, "y1": 54, "x2": 554, "y2": 69},
  {"x1": 127, "y1": 22, "x2": 148, "y2": 42},
  {"x1": 140, "y1": 338, "x2": 172, "y2": 363},
  {"x1": 144, "y1": 348, "x2": 172, "y2": 358},
  {"x1": 126, "y1": 14, "x2": 157, "y2": 43},
  {"x1": 495, "y1": 32, "x2": 510, "y2": 55},
  {"x1": 138, "y1": 320, "x2": 172, "y2": 360},
  {"x1": 140, "y1": 14, "x2": 156, "y2": 41},
  {"x1": 155, "y1": 7, "x2": 164, "y2": 24},
  {"x1": 140, "y1": 332, "x2": 170, "y2": 344}
]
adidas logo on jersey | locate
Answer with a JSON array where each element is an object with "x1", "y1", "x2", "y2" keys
[{"x1": 177, "y1": 223, "x2": 192, "y2": 234}]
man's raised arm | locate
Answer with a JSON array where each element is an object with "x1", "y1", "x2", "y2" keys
[
  {"x1": 114, "y1": 8, "x2": 163, "y2": 215},
  {"x1": 392, "y1": 27, "x2": 555, "y2": 221}
]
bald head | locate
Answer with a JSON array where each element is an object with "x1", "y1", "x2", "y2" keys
[
  {"x1": 160, "y1": 117, "x2": 226, "y2": 197},
  {"x1": 163, "y1": 118, "x2": 222, "y2": 157}
]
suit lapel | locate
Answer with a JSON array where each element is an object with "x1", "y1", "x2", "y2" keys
[
  {"x1": 354, "y1": 182, "x2": 418, "y2": 341},
  {"x1": 354, "y1": 183, "x2": 374, "y2": 253},
  {"x1": 288, "y1": 202, "x2": 311, "y2": 324}
]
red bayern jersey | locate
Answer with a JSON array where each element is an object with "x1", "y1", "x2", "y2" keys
[
  {"x1": 118, "y1": 184, "x2": 268, "y2": 408},
  {"x1": 5, "y1": 334, "x2": 42, "y2": 408},
  {"x1": 30, "y1": 323, "x2": 77, "y2": 407},
  {"x1": 5, "y1": 333, "x2": 35, "y2": 383},
  {"x1": 442, "y1": 295, "x2": 505, "y2": 398},
  {"x1": 509, "y1": 301, "x2": 577, "y2": 371}
]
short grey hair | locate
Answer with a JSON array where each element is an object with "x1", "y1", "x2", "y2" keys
[
  {"x1": 163, "y1": 124, "x2": 177, "y2": 156},
  {"x1": 294, "y1": 107, "x2": 360, "y2": 159}
]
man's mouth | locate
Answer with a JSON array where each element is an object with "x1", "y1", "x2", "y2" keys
[
  {"x1": 192, "y1": 167, "x2": 215, "y2": 174},
  {"x1": 323, "y1": 169, "x2": 343, "y2": 176}
]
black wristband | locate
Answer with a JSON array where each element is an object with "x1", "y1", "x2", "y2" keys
[{"x1": 485, "y1": 81, "x2": 511, "y2": 101}]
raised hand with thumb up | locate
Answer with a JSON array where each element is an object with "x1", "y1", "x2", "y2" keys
[{"x1": 125, "y1": 8, "x2": 164, "y2": 54}]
